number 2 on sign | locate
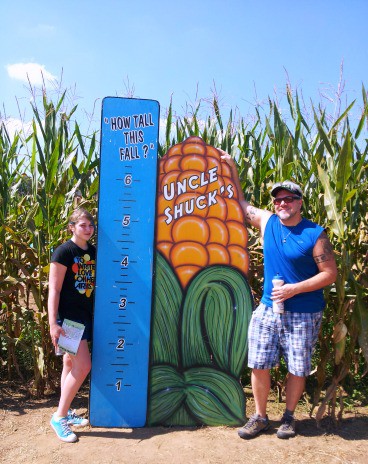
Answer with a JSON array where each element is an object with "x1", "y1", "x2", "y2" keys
[{"x1": 116, "y1": 338, "x2": 125, "y2": 350}]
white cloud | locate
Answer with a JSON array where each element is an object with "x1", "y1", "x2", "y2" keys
[
  {"x1": 6, "y1": 63, "x2": 57, "y2": 86},
  {"x1": 1, "y1": 117, "x2": 33, "y2": 139},
  {"x1": 0, "y1": 118, "x2": 32, "y2": 140}
]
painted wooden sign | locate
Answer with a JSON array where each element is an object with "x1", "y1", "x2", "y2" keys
[
  {"x1": 89, "y1": 97, "x2": 159, "y2": 427},
  {"x1": 147, "y1": 136, "x2": 253, "y2": 426}
]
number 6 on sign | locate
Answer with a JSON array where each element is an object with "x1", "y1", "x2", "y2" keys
[{"x1": 89, "y1": 97, "x2": 159, "y2": 427}]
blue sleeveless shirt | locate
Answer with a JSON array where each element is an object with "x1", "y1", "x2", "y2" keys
[{"x1": 261, "y1": 214, "x2": 325, "y2": 313}]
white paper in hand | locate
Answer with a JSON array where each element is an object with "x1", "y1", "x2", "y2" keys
[{"x1": 57, "y1": 319, "x2": 85, "y2": 355}]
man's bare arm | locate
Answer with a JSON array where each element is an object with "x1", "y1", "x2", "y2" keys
[
  {"x1": 219, "y1": 149, "x2": 271, "y2": 231},
  {"x1": 313, "y1": 233, "x2": 335, "y2": 264},
  {"x1": 272, "y1": 232, "x2": 338, "y2": 302}
]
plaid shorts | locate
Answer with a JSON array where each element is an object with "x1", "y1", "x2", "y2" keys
[{"x1": 247, "y1": 303, "x2": 322, "y2": 377}]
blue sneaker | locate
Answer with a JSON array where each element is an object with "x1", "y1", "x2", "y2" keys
[
  {"x1": 50, "y1": 414, "x2": 77, "y2": 442},
  {"x1": 67, "y1": 409, "x2": 89, "y2": 427}
]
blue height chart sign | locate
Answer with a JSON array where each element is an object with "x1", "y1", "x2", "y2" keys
[{"x1": 90, "y1": 97, "x2": 159, "y2": 427}]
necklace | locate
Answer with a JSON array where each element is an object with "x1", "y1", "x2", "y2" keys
[
  {"x1": 279, "y1": 218, "x2": 302, "y2": 243},
  {"x1": 281, "y1": 226, "x2": 292, "y2": 243},
  {"x1": 280, "y1": 222, "x2": 294, "y2": 243}
]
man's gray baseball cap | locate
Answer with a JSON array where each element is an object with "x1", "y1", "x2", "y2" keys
[{"x1": 271, "y1": 180, "x2": 303, "y2": 198}]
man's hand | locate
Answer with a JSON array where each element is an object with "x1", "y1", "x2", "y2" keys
[
  {"x1": 271, "y1": 283, "x2": 298, "y2": 302},
  {"x1": 218, "y1": 149, "x2": 237, "y2": 170}
]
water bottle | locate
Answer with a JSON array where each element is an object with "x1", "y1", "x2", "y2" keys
[{"x1": 272, "y1": 274, "x2": 284, "y2": 314}]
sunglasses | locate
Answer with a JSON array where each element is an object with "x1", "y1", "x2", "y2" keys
[{"x1": 273, "y1": 196, "x2": 301, "y2": 205}]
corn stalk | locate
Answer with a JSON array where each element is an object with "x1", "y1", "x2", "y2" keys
[{"x1": 0, "y1": 89, "x2": 98, "y2": 395}]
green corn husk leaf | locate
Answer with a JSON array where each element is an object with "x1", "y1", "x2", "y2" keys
[
  {"x1": 334, "y1": 338, "x2": 346, "y2": 366},
  {"x1": 185, "y1": 366, "x2": 245, "y2": 426},
  {"x1": 181, "y1": 266, "x2": 253, "y2": 377},
  {"x1": 163, "y1": 404, "x2": 198, "y2": 426},
  {"x1": 333, "y1": 320, "x2": 348, "y2": 344},
  {"x1": 333, "y1": 320, "x2": 348, "y2": 365},
  {"x1": 150, "y1": 252, "x2": 182, "y2": 366},
  {"x1": 204, "y1": 269, "x2": 253, "y2": 377},
  {"x1": 147, "y1": 365, "x2": 185, "y2": 425}
]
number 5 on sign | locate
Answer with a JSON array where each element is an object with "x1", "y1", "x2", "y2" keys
[{"x1": 89, "y1": 97, "x2": 159, "y2": 427}]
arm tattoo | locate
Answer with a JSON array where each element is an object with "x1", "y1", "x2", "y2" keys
[
  {"x1": 245, "y1": 206, "x2": 258, "y2": 223},
  {"x1": 314, "y1": 233, "x2": 334, "y2": 264}
]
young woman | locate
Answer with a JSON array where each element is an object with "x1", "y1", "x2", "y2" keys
[{"x1": 48, "y1": 208, "x2": 96, "y2": 442}]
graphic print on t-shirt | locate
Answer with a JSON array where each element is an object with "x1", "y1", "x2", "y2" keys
[{"x1": 72, "y1": 254, "x2": 96, "y2": 297}]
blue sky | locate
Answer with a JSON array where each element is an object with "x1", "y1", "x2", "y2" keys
[{"x1": 1, "y1": 0, "x2": 367, "y2": 135}]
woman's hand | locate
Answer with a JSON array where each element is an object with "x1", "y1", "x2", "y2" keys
[{"x1": 49, "y1": 323, "x2": 65, "y2": 347}]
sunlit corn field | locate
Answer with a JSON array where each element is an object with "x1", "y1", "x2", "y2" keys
[{"x1": 0, "y1": 84, "x2": 367, "y2": 423}]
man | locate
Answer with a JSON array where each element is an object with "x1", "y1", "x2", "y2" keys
[{"x1": 220, "y1": 151, "x2": 337, "y2": 439}]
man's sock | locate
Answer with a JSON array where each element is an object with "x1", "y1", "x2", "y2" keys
[{"x1": 284, "y1": 408, "x2": 294, "y2": 418}]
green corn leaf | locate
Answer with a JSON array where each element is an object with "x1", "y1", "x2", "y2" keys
[
  {"x1": 31, "y1": 103, "x2": 47, "y2": 142},
  {"x1": 150, "y1": 252, "x2": 182, "y2": 366},
  {"x1": 75, "y1": 122, "x2": 87, "y2": 158},
  {"x1": 313, "y1": 107, "x2": 335, "y2": 157},
  {"x1": 295, "y1": 92, "x2": 310, "y2": 132},
  {"x1": 45, "y1": 138, "x2": 61, "y2": 192},
  {"x1": 163, "y1": 404, "x2": 198, "y2": 426},
  {"x1": 89, "y1": 176, "x2": 100, "y2": 197},
  {"x1": 32, "y1": 124, "x2": 48, "y2": 181},
  {"x1": 336, "y1": 131, "x2": 352, "y2": 210},
  {"x1": 330, "y1": 100, "x2": 355, "y2": 132},
  {"x1": 355, "y1": 87, "x2": 368, "y2": 138},
  {"x1": 181, "y1": 266, "x2": 253, "y2": 377},
  {"x1": 317, "y1": 164, "x2": 345, "y2": 237},
  {"x1": 165, "y1": 99, "x2": 173, "y2": 148},
  {"x1": 286, "y1": 85, "x2": 296, "y2": 121},
  {"x1": 147, "y1": 365, "x2": 185, "y2": 425},
  {"x1": 213, "y1": 98, "x2": 223, "y2": 131},
  {"x1": 185, "y1": 366, "x2": 245, "y2": 426},
  {"x1": 54, "y1": 90, "x2": 67, "y2": 113}
]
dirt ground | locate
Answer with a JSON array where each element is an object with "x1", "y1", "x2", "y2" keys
[{"x1": 1, "y1": 381, "x2": 368, "y2": 464}]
